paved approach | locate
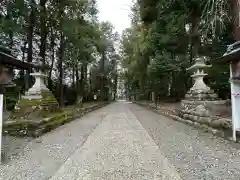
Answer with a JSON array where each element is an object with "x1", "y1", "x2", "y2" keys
[{"x1": 1, "y1": 102, "x2": 240, "y2": 179}]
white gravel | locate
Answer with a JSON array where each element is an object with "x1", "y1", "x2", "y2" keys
[
  {"x1": 0, "y1": 109, "x2": 108, "y2": 180},
  {"x1": 1, "y1": 102, "x2": 240, "y2": 180},
  {"x1": 130, "y1": 103, "x2": 240, "y2": 180},
  {"x1": 2, "y1": 136, "x2": 33, "y2": 163},
  {"x1": 49, "y1": 108, "x2": 181, "y2": 180}
]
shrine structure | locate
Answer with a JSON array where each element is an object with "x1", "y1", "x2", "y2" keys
[
  {"x1": 0, "y1": 45, "x2": 38, "y2": 162},
  {"x1": 0, "y1": 46, "x2": 59, "y2": 162},
  {"x1": 215, "y1": 41, "x2": 240, "y2": 141}
]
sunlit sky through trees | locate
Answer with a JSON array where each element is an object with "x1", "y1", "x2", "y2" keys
[{"x1": 97, "y1": 0, "x2": 133, "y2": 34}]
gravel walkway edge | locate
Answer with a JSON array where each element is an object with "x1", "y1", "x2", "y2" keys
[{"x1": 134, "y1": 102, "x2": 239, "y2": 143}]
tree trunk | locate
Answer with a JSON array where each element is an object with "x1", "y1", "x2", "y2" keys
[
  {"x1": 39, "y1": 0, "x2": 48, "y2": 66},
  {"x1": 84, "y1": 63, "x2": 88, "y2": 81},
  {"x1": 89, "y1": 70, "x2": 92, "y2": 98},
  {"x1": 72, "y1": 66, "x2": 75, "y2": 87},
  {"x1": 170, "y1": 71, "x2": 175, "y2": 98},
  {"x1": 83, "y1": 63, "x2": 88, "y2": 99},
  {"x1": 58, "y1": 33, "x2": 64, "y2": 107},
  {"x1": 100, "y1": 52, "x2": 105, "y2": 100},
  {"x1": 20, "y1": 42, "x2": 27, "y2": 92},
  {"x1": 58, "y1": 0, "x2": 65, "y2": 107},
  {"x1": 191, "y1": 15, "x2": 201, "y2": 57},
  {"x1": 6, "y1": 2, "x2": 14, "y2": 48},
  {"x1": 75, "y1": 64, "x2": 79, "y2": 92},
  {"x1": 113, "y1": 74, "x2": 118, "y2": 100},
  {"x1": 230, "y1": 0, "x2": 240, "y2": 40},
  {"x1": 80, "y1": 63, "x2": 84, "y2": 96},
  {"x1": 48, "y1": 28, "x2": 55, "y2": 90},
  {"x1": 26, "y1": 0, "x2": 35, "y2": 90}
]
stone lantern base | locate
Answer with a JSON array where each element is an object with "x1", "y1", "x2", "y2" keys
[
  {"x1": 180, "y1": 89, "x2": 227, "y2": 122},
  {"x1": 11, "y1": 72, "x2": 61, "y2": 120}
]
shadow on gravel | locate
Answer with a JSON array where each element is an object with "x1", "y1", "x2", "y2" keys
[{"x1": 2, "y1": 135, "x2": 33, "y2": 164}]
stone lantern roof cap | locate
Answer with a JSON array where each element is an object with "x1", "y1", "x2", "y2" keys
[{"x1": 187, "y1": 56, "x2": 212, "y2": 71}]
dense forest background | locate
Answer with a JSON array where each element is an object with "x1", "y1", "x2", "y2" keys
[
  {"x1": 0, "y1": 0, "x2": 120, "y2": 110},
  {"x1": 120, "y1": 0, "x2": 234, "y2": 101},
  {"x1": 0, "y1": 0, "x2": 237, "y2": 110}
]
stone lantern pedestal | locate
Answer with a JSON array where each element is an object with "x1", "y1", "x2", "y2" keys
[{"x1": 12, "y1": 71, "x2": 60, "y2": 120}]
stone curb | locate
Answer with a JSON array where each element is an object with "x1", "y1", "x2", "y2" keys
[
  {"x1": 3, "y1": 102, "x2": 111, "y2": 137},
  {"x1": 134, "y1": 101, "x2": 239, "y2": 143}
]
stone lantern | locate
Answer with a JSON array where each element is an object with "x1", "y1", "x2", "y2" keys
[
  {"x1": 180, "y1": 55, "x2": 227, "y2": 126},
  {"x1": 13, "y1": 68, "x2": 60, "y2": 120},
  {"x1": 184, "y1": 56, "x2": 217, "y2": 101},
  {"x1": 0, "y1": 45, "x2": 60, "y2": 119}
]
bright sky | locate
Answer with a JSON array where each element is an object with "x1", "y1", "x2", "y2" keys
[{"x1": 97, "y1": 0, "x2": 133, "y2": 34}]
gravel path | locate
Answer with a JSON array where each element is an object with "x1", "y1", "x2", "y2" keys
[
  {"x1": 0, "y1": 107, "x2": 108, "y2": 180},
  {"x1": 1, "y1": 102, "x2": 240, "y2": 180},
  {"x1": 2, "y1": 136, "x2": 33, "y2": 163},
  {"x1": 49, "y1": 105, "x2": 181, "y2": 180},
  {"x1": 130, "y1": 103, "x2": 240, "y2": 180}
]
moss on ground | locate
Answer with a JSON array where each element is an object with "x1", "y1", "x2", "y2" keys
[
  {"x1": 11, "y1": 91, "x2": 61, "y2": 120},
  {"x1": 4, "y1": 102, "x2": 110, "y2": 137}
]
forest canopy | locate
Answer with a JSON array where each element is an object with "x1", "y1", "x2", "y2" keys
[
  {"x1": 120, "y1": 0, "x2": 234, "y2": 101},
  {"x1": 0, "y1": 0, "x2": 120, "y2": 109}
]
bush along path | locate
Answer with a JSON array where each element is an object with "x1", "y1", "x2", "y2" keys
[
  {"x1": 134, "y1": 101, "x2": 237, "y2": 142},
  {"x1": 3, "y1": 101, "x2": 110, "y2": 137}
]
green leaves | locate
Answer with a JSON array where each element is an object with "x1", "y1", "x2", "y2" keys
[{"x1": 121, "y1": 0, "x2": 232, "y2": 100}]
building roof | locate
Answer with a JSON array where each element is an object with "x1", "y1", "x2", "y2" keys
[
  {"x1": 0, "y1": 46, "x2": 48, "y2": 70},
  {"x1": 214, "y1": 49, "x2": 240, "y2": 63},
  {"x1": 213, "y1": 41, "x2": 240, "y2": 63}
]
